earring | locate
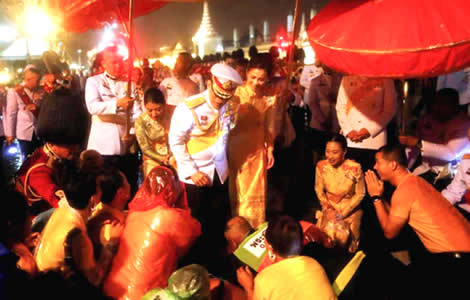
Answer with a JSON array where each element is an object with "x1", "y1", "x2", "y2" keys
[{"x1": 268, "y1": 251, "x2": 276, "y2": 261}]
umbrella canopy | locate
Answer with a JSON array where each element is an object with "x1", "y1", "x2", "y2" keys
[
  {"x1": 44, "y1": 0, "x2": 202, "y2": 33},
  {"x1": 308, "y1": 0, "x2": 470, "y2": 78}
]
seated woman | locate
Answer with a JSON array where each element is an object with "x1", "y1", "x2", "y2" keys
[
  {"x1": 135, "y1": 88, "x2": 175, "y2": 178},
  {"x1": 87, "y1": 168, "x2": 130, "y2": 260},
  {"x1": 237, "y1": 215, "x2": 336, "y2": 300},
  {"x1": 103, "y1": 166, "x2": 201, "y2": 300},
  {"x1": 315, "y1": 133, "x2": 365, "y2": 252},
  {"x1": 34, "y1": 171, "x2": 122, "y2": 287}
]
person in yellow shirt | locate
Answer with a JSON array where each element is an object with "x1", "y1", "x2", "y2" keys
[
  {"x1": 35, "y1": 171, "x2": 122, "y2": 287},
  {"x1": 236, "y1": 215, "x2": 336, "y2": 300}
]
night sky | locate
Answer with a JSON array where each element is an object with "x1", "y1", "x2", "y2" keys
[{"x1": 67, "y1": 0, "x2": 327, "y2": 57}]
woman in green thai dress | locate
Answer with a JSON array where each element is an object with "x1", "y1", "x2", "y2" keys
[{"x1": 135, "y1": 88, "x2": 175, "y2": 178}]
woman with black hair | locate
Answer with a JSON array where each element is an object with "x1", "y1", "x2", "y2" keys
[
  {"x1": 135, "y1": 87, "x2": 175, "y2": 178},
  {"x1": 228, "y1": 55, "x2": 276, "y2": 229},
  {"x1": 315, "y1": 133, "x2": 365, "y2": 252}
]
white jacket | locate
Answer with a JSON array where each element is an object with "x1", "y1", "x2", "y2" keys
[
  {"x1": 336, "y1": 76, "x2": 397, "y2": 150},
  {"x1": 4, "y1": 85, "x2": 37, "y2": 141},
  {"x1": 85, "y1": 73, "x2": 141, "y2": 155},
  {"x1": 169, "y1": 90, "x2": 234, "y2": 185}
]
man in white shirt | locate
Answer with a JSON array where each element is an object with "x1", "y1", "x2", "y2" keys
[
  {"x1": 5, "y1": 65, "x2": 45, "y2": 159},
  {"x1": 436, "y1": 67, "x2": 470, "y2": 106},
  {"x1": 85, "y1": 46, "x2": 140, "y2": 193},
  {"x1": 400, "y1": 88, "x2": 470, "y2": 190},
  {"x1": 336, "y1": 75, "x2": 397, "y2": 171},
  {"x1": 160, "y1": 52, "x2": 199, "y2": 107}
]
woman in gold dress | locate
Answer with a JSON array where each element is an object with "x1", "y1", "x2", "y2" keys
[
  {"x1": 135, "y1": 88, "x2": 174, "y2": 178},
  {"x1": 228, "y1": 56, "x2": 276, "y2": 229},
  {"x1": 315, "y1": 133, "x2": 364, "y2": 252}
]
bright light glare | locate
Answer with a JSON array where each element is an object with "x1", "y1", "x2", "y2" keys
[
  {"x1": 303, "y1": 45, "x2": 316, "y2": 65},
  {"x1": 23, "y1": 6, "x2": 55, "y2": 38},
  {"x1": 159, "y1": 56, "x2": 176, "y2": 69},
  {"x1": 117, "y1": 44, "x2": 128, "y2": 60},
  {"x1": 7, "y1": 145, "x2": 18, "y2": 155},
  {"x1": 0, "y1": 72, "x2": 10, "y2": 84},
  {"x1": 0, "y1": 26, "x2": 17, "y2": 42}
]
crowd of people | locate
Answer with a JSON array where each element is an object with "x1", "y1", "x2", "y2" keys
[{"x1": 0, "y1": 42, "x2": 470, "y2": 300}]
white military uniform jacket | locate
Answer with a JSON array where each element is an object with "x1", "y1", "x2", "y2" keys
[
  {"x1": 436, "y1": 67, "x2": 470, "y2": 105},
  {"x1": 85, "y1": 72, "x2": 141, "y2": 155},
  {"x1": 336, "y1": 76, "x2": 397, "y2": 150},
  {"x1": 4, "y1": 85, "x2": 38, "y2": 141},
  {"x1": 159, "y1": 75, "x2": 199, "y2": 106},
  {"x1": 442, "y1": 156, "x2": 470, "y2": 213},
  {"x1": 413, "y1": 112, "x2": 470, "y2": 176},
  {"x1": 169, "y1": 90, "x2": 236, "y2": 185}
]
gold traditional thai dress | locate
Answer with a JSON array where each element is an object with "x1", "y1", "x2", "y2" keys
[
  {"x1": 135, "y1": 111, "x2": 174, "y2": 177},
  {"x1": 315, "y1": 159, "x2": 365, "y2": 251},
  {"x1": 228, "y1": 85, "x2": 275, "y2": 229}
]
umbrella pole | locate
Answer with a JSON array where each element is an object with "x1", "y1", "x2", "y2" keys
[
  {"x1": 401, "y1": 80, "x2": 409, "y2": 135},
  {"x1": 286, "y1": 0, "x2": 302, "y2": 89},
  {"x1": 126, "y1": 0, "x2": 135, "y2": 136}
]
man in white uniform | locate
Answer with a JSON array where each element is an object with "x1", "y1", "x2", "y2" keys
[
  {"x1": 400, "y1": 88, "x2": 470, "y2": 191},
  {"x1": 85, "y1": 46, "x2": 140, "y2": 193},
  {"x1": 336, "y1": 75, "x2": 397, "y2": 171},
  {"x1": 169, "y1": 63, "x2": 243, "y2": 275},
  {"x1": 160, "y1": 52, "x2": 199, "y2": 106},
  {"x1": 5, "y1": 65, "x2": 45, "y2": 159}
]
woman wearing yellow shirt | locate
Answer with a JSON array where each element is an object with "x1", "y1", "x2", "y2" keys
[{"x1": 237, "y1": 215, "x2": 336, "y2": 300}]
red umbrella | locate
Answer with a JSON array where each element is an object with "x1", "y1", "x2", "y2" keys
[
  {"x1": 44, "y1": 0, "x2": 201, "y2": 33},
  {"x1": 308, "y1": 0, "x2": 470, "y2": 78},
  {"x1": 43, "y1": 0, "x2": 203, "y2": 137}
]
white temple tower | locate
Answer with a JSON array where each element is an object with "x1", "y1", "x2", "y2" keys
[{"x1": 192, "y1": 1, "x2": 222, "y2": 58}]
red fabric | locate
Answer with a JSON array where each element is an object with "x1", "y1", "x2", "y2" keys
[
  {"x1": 16, "y1": 147, "x2": 60, "y2": 209},
  {"x1": 308, "y1": 0, "x2": 470, "y2": 78},
  {"x1": 103, "y1": 206, "x2": 200, "y2": 300},
  {"x1": 15, "y1": 86, "x2": 38, "y2": 118},
  {"x1": 128, "y1": 167, "x2": 188, "y2": 211},
  {"x1": 103, "y1": 166, "x2": 201, "y2": 300},
  {"x1": 43, "y1": 0, "x2": 203, "y2": 33}
]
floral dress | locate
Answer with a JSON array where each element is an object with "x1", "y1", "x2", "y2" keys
[
  {"x1": 315, "y1": 159, "x2": 365, "y2": 251},
  {"x1": 135, "y1": 111, "x2": 174, "y2": 177}
]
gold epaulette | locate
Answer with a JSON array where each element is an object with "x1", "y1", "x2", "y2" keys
[
  {"x1": 185, "y1": 96, "x2": 206, "y2": 109},
  {"x1": 463, "y1": 154, "x2": 470, "y2": 160}
]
